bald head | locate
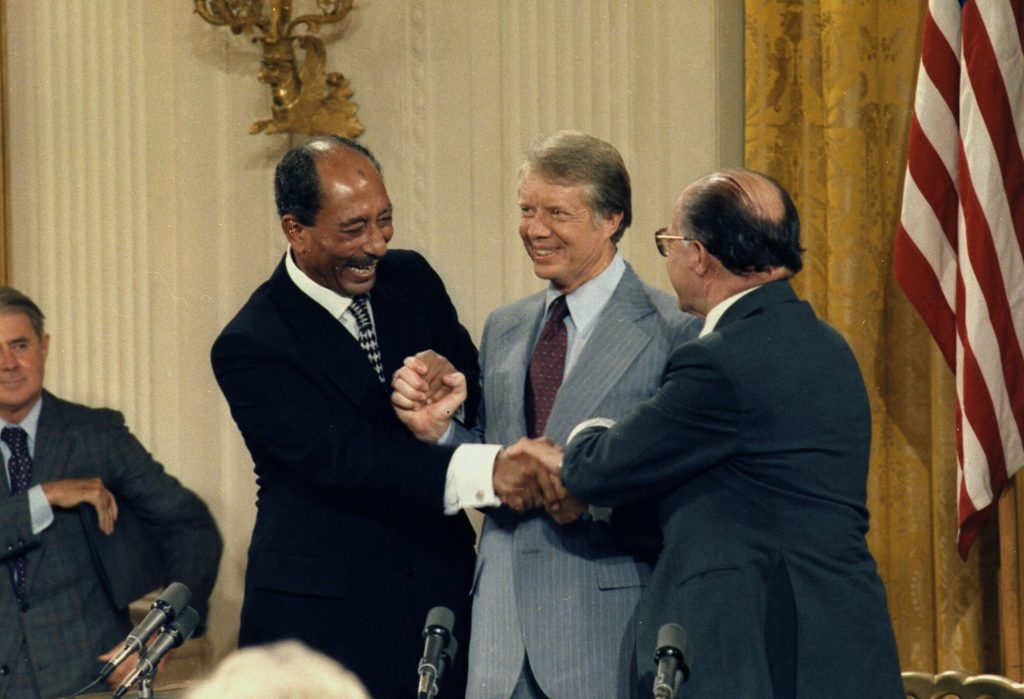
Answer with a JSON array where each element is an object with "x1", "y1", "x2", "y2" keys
[
  {"x1": 275, "y1": 135, "x2": 382, "y2": 227},
  {"x1": 705, "y1": 169, "x2": 786, "y2": 223},
  {"x1": 676, "y1": 167, "x2": 802, "y2": 276}
]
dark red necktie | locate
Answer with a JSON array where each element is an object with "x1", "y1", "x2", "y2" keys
[
  {"x1": 525, "y1": 295, "x2": 569, "y2": 438},
  {"x1": 3, "y1": 426, "x2": 32, "y2": 601}
]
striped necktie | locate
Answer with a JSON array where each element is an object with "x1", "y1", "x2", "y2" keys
[{"x1": 349, "y1": 294, "x2": 386, "y2": 385}]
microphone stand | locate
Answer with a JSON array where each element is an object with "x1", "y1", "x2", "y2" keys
[{"x1": 137, "y1": 674, "x2": 154, "y2": 699}]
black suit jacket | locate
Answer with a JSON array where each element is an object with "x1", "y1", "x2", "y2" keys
[
  {"x1": 211, "y1": 250, "x2": 479, "y2": 699},
  {"x1": 563, "y1": 281, "x2": 903, "y2": 699},
  {"x1": 0, "y1": 392, "x2": 221, "y2": 699}
]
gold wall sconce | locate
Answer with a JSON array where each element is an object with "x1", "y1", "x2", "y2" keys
[{"x1": 194, "y1": 0, "x2": 364, "y2": 138}]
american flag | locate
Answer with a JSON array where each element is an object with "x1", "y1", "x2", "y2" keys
[{"x1": 893, "y1": 0, "x2": 1024, "y2": 558}]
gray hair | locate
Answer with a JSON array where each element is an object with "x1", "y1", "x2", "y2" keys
[
  {"x1": 519, "y1": 130, "x2": 632, "y2": 243},
  {"x1": 0, "y1": 286, "x2": 45, "y2": 338}
]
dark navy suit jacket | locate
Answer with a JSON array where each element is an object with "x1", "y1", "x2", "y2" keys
[
  {"x1": 563, "y1": 280, "x2": 903, "y2": 699},
  {"x1": 212, "y1": 250, "x2": 478, "y2": 699}
]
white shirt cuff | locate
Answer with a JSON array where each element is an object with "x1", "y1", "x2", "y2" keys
[
  {"x1": 28, "y1": 484, "x2": 54, "y2": 534},
  {"x1": 437, "y1": 420, "x2": 457, "y2": 445},
  {"x1": 444, "y1": 444, "x2": 502, "y2": 514},
  {"x1": 567, "y1": 417, "x2": 616, "y2": 444}
]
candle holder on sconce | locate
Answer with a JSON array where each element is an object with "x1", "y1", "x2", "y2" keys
[{"x1": 194, "y1": 0, "x2": 364, "y2": 138}]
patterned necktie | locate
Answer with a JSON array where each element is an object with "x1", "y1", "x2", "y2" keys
[
  {"x1": 525, "y1": 295, "x2": 570, "y2": 438},
  {"x1": 349, "y1": 294, "x2": 386, "y2": 385},
  {"x1": 2, "y1": 426, "x2": 32, "y2": 601}
]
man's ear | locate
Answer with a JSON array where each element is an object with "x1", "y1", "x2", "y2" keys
[
  {"x1": 281, "y1": 215, "x2": 304, "y2": 244},
  {"x1": 601, "y1": 211, "x2": 624, "y2": 242},
  {"x1": 690, "y1": 240, "x2": 714, "y2": 277}
]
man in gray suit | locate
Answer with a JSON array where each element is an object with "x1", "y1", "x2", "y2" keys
[
  {"x1": 392, "y1": 131, "x2": 699, "y2": 698},
  {"x1": 518, "y1": 169, "x2": 903, "y2": 697},
  {"x1": 0, "y1": 287, "x2": 221, "y2": 698}
]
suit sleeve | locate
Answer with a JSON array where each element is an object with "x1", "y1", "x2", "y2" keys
[
  {"x1": 0, "y1": 491, "x2": 39, "y2": 563},
  {"x1": 562, "y1": 340, "x2": 740, "y2": 507},
  {"x1": 96, "y1": 410, "x2": 222, "y2": 629},
  {"x1": 211, "y1": 316, "x2": 460, "y2": 518}
]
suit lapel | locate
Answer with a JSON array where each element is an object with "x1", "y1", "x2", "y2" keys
[
  {"x1": 485, "y1": 294, "x2": 544, "y2": 443},
  {"x1": 368, "y1": 271, "x2": 408, "y2": 378},
  {"x1": 32, "y1": 393, "x2": 73, "y2": 486},
  {"x1": 267, "y1": 261, "x2": 391, "y2": 420},
  {"x1": 21, "y1": 393, "x2": 73, "y2": 596},
  {"x1": 545, "y1": 266, "x2": 657, "y2": 444}
]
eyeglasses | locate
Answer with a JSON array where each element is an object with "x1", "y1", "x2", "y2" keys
[{"x1": 654, "y1": 227, "x2": 695, "y2": 257}]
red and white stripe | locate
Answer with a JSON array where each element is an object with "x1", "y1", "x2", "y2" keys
[{"x1": 893, "y1": 0, "x2": 1024, "y2": 558}]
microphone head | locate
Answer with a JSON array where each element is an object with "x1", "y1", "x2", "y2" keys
[
  {"x1": 169, "y1": 606, "x2": 201, "y2": 647},
  {"x1": 423, "y1": 606, "x2": 455, "y2": 637},
  {"x1": 154, "y1": 582, "x2": 192, "y2": 618},
  {"x1": 654, "y1": 623, "x2": 693, "y2": 676},
  {"x1": 656, "y1": 623, "x2": 688, "y2": 654}
]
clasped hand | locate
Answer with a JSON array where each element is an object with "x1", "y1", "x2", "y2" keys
[
  {"x1": 493, "y1": 438, "x2": 588, "y2": 525},
  {"x1": 391, "y1": 349, "x2": 467, "y2": 442},
  {"x1": 390, "y1": 351, "x2": 586, "y2": 524}
]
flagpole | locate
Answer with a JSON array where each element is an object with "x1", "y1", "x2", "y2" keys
[{"x1": 999, "y1": 481, "x2": 1022, "y2": 681}]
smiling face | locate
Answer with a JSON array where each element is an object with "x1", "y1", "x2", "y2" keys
[
  {"x1": 284, "y1": 148, "x2": 394, "y2": 297},
  {"x1": 517, "y1": 170, "x2": 621, "y2": 294},
  {"x1": 0, "y1": 311, "x2": 48, "y2": 424}
]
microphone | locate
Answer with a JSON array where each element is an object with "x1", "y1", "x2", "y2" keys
[
  {"x1": 417, "y1": 606, "x2": 454, "y2": 699},
  {"x1": 112, "y1": 606, "x2": 200, "y2": 698},
  {"x1": 652, "y1": 623, "x2": 692, "y2": 699},
  {"x1": 440, "y1": 635, "x2": 458, "y2": 679},
  {"x1": 99, "y1": 582, "x2": 192, "y2": 680}
]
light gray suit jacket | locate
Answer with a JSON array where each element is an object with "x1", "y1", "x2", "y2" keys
[{"x1": 463, "y1": 264, "x2": 700, "y2": 698}]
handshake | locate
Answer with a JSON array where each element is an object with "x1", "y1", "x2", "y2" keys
[
  {"x1": 492, "y1": 437, "x2": 587, "y2": 525},
  {"x1": 390, "y1": 350, "x2": 587, "y2": 525}
]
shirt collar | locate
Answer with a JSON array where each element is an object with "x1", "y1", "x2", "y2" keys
[
  {"x1": 3, "y1": 394, "x2": 43, "y2": 444},
  {"x1": 544, "y1": 252, "x2": 626, "y2": 335},
  {"x1": 699, "y1": 285, "x2": 761, "y2": 337},
  {"x1": 285, "y1": 248, "x2": 356, "y2": 320}
]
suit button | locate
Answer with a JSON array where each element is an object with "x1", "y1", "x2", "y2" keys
[
  {"x1": 19, "y1": 602, "x2": 29, "y2": 613},
  {"x1": 0, "y1": 665, "x2": 9, "y2": 675}
]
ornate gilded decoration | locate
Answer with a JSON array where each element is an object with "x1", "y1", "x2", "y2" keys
[{"x1": 194, "y1": 0, "x2": 363, "y2": 138}]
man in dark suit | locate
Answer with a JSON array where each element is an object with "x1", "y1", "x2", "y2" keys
[
  {"x1": 517, "y1": 169, "x2": 903, "y2": 697},
  {"x1": 0, "y1": 286, "x2": 222, "y2": 699},
  {"x1": 211, "y1": 136, "x2": 488, "y2": 699}
]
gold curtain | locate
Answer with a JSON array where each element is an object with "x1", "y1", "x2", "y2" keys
[{"x1": 745, "y1": 1, "x2": 1001, "y2": 673}]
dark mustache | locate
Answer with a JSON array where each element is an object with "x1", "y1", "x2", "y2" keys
[{"x1": 345, "y1": 256, "x2": 380, "y2": 269}]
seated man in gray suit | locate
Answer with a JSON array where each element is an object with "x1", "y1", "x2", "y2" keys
[
  {"x1": 0, "y1": 286, "x2": 222, "y2": 699},
  {"x1": 392, "y1": 131, "x2": 700, "y2": 698}
]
